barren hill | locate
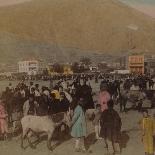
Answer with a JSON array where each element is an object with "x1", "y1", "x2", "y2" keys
[{"x1": 0, "y1": 0, "x2": 154, "y2": 63}]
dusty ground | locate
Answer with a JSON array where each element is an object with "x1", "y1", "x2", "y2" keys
[
  {"x1": 0, "y1": 103, "x2": 149, "y2": 155},
  {"x1": 0, "y1": 80, "x2": 154, "y2": 155}
]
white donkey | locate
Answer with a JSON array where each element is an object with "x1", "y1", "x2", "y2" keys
[{"x1": 21, "y1": 112, "x2": 71, "y2": 150}]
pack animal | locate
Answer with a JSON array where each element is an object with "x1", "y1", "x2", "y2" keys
[{"x1": 21, "y1": 112, "x2": 70, "y2": 150}]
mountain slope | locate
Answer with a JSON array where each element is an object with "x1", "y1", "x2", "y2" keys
[{"x1": 0, "y1": 0, "x2": 154, "y2": 63}]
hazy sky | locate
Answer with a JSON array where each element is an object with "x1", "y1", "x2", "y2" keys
[
  {"x1": 0, "y1": 0, "x2": 155, "y2": 18},
  {"x1": 121, "y1": 0, "x2": 155, "y2": 5},
  {"x1": 0, "y1": 0, "x2": 31, "y2": 6},
  {"x1": 120, "y1": 0, "x2": 155, "y2": 18}
]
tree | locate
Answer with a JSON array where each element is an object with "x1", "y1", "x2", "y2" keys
[
  {"x1": 80, "y1": 57, "x2": 92, "y2": 66},
  {"x1": 53, "y1": 63, "x2": 64, "y2": 73},
  {"x1": 72, "y1": 62, "x2": 80, "y2": 73}
]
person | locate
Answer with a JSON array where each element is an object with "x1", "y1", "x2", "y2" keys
[
  {"x1": 140, "y1": 110, "x2": 155, "y2": 155},
  {"x1": 37, "y1": 93, "x2": 49, "y2": 116},
  {"x1": 137, "y1": 90, "x2": 146, "y2": 112},
  {"x1": 80, "y1": 80, "x2": 94, "y2": 110},
  {"x1": 74, "y1": 81, "x2": 82, "y2": 100},
  {"x1": 51, "y1": 86, "x2": 60, "y2": 100},
  {"x1": 34, "y1": 84, "x2": 41, "y2": 102},
  {"x1": 61, "y1": 80, "x2": 68, "y2": 90},
  {"x1": 119, "y1": 90, "x2": 128, "y2": 112},
  {"x1": 42, "y1": 87, "x2": 50, "y2": 98},
  {"x1": 0, "y1": 99, "x2": 8, "y2": 140},
  {"x1": 29, "y1": 82, "x2": 34, "y2": 94},
  {"x1": 20, "y1": 86, "x2": 26, "y2": 99},
  {"x1": 95, "y1": 75, "x2": 98, "y2": 83},
  {"x1": 12, "y1": 87, "x2": 23, "y2": 115},
  {"x1": 59, "y1": 86, "x2": 72, "y2": 103},
  {"x1": 100, "y1": 100, "x2": 122, "y2": 154},
  {"x1": 149, "y1": 79, "x2": 154, "y2": 90},
  {"x1": 70, "y1": 98, "x2": 87, "y2": 152},
  {"x1": 59, "y1": 92, "x2": 70, "y2": 113},
  {"x1": 49, "y1": 93, "x2": 60, "y2": 114},
  {"x1": 49, "y1": 78, "x2": 54, "y2": 90},
  {"x1": 2, "y1": 87, "x2": 13, "y2": 124},
  {"x1": 92, "y1": 104, "x2": 102, "y2": 140},
  {"x1": 23, "y1": 95, "x2": 37, "y2": 116},
  {"x1": 8, "y1": 83, "x2": 13, "y2": 92},
  {"x1": 98, "y1": 86, "x2": 111, "y2": 112},
  {"x1": 151, "y1": 92, "x2": 155, "y2": 109}
]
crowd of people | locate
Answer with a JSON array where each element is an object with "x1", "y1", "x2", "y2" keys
[{"x1": 0, "y1": 73, "x2": 155, "y2": 154}]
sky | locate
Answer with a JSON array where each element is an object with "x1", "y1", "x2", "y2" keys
[
  {"x1": 120, "y1": 0, "x2": 155, "y2": 18},
  {"x1": 0, "y1": 0, "x2": 155, "y2": 18},
  {"x1": 0, "y1": 0, "x2": 31, "y2": 6}
]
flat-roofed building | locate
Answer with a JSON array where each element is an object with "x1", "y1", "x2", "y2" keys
[
  {"x1": 128, "y1": 55, "x2": 144, "y2": 74},
  {"x1": 18, "y1": 59, "x2": 39, "y2": 75}
]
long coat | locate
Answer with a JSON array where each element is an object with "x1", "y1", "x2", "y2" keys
[
  {"x1": 71, "y1": 105, "x2": 86, "y2": 138},
  {"x1": 141, "y1": 117, "x2": 155, "y2": 154},
  {"x1": 100, "y1": 109, "x2": 122, "y2": 142}
]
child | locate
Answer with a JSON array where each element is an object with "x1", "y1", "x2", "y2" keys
[
  {"x1": 140, "y1": 110, "x2": 155, "y2": 155},
  {"x1": 70, "y1": 98, "x2": 87, "y2": 152},
  {"x1": 93, "y1": 104, "x2": 102, "y2": 140},
  {"x1": 100, "y1": 100, "x2": 122, "y2": 154}
]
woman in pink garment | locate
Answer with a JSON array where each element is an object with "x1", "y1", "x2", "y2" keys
[
  {"x1": 98, "y1": 87, "x2": 111, "y2": 112},
  {"x1": 0, "y1": 99, "x2": 8, "y2": 140}
]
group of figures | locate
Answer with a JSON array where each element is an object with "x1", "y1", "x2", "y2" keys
[{"x1": 0, "y1": 73, "x2": 155, "y2": 155}]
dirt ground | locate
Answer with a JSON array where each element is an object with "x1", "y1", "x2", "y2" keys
[
  {"x1": 0, "y1": 105, "x2": 149, "y2": 155},
  {"x1": 0, "y1": 80, "x2": 154, "y2": 155}
]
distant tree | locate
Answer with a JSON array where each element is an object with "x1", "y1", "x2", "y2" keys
[
  {"x1": 98, "y1": 62, "x2": 107, "y2": 71},
  {"x1": 53, "y1": 63, "x2": 64, "y2": 73},
  {"x1": 80, "y1": 57, "x2": 92, "y2": 66},
  {"x1": 72, "y1": 62, "x2": 80, "y2": 73}
]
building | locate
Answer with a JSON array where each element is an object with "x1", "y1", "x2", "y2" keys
[
  {"x1": 110, "y1": 69, "x2": 130, "y2": 75},
  {"x1": 119, "y1": 56, "x2": 128, "y2": 69},
  {"x1": 18, "y1": 59, "x2": 39, "y2": 75},
  {"x1": 89, "y1": 65, "x2": 99, "y2": 72},
  {"x1": 108, "y1": 62, "x2": 121, "y2": 69},
  {"x1": 145, "y1": 55, "x2": 155, "y2": 75},
  {"x1": 128, "y1": 55, "x2": 145, "y2": 74}
]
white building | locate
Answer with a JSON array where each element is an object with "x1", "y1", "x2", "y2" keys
[{"x1": 18, "y1": 60, "x2": 39, "y2": 75}]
